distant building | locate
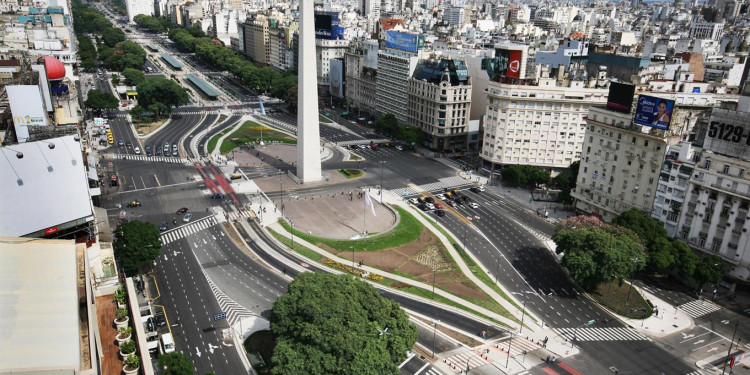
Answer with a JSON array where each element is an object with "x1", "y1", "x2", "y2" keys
[
  {"x1": 125, "y1": 0, "x2": 154, "y2": 22},
  {"x1": 242, "y1": 15, "x2": 270, "y2": 65},
  {"x1": 688, "y1": 21, "x2": 724, "y2": 41},
  {"x1": 652, "y1": 141, "x2": 697, "y2": 237},
  {"x1": 345, "y1": 44, "x2": 378, "y2": 116}
]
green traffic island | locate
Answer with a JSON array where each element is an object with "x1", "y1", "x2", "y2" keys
[
  {"x1": 318, "y1": 114, "x2": 333, "y2": 123},
  {"x1": 208, "y1": 120, "x2": 297, "y2": 154},
  {"x1": 592, "y1": 279, "x2": 653, "y2": 319},
  {"x1": 273, "y1": 205, "x2": 519, "y2": 324},
  {"x1": 338, "y1": 169, "x2": 363, "y2": 178}
]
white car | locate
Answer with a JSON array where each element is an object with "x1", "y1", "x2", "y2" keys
[
  {"x1": 182, "y1": 213, "x2": 192, "y2": 222},
  {"x1": 469, "y1": 202, "x2": 479, "y2": 209},
  {"x1": 408, "y1": 198, "x2": 419, "y2": 205},
  {"x1": 425, "y1": 203, "x2": 435, "y2": 210},
  {"x1": 395, "y1": 145, "x2": 404, "y2": 151},
  {"x1": 436, "y1": 194, "x2": 447, "y2": 201},
  {"x1": 478, "y1": 186, "x2": 486, "y2": 192},
  {"x1": 134, "y1": 146, "x2": 141, "y2": 154},
  {"x1": 359, "y1": 144, "x2": 367, "y2": 149}
]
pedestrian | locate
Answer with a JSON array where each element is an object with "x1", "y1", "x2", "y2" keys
[
  {"x1": 282, "y1": 268, "x2": 286, "y2": 275},
  {"x1": 546, "y1": 356, "x2": 550, "y2": 363},
  {"x1": 552, "y1": 356, "x2": 556, "y2": 364}
]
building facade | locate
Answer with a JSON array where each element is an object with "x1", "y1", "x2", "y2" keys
[
  {"x1": 316, "y1": 38, "x2": 349, "y2": 87},
  {"x1": 652, "y1": 141, "x2": 697, "y2": 237},
  {"x1": 125, "y1": 0, "x2": 154, "y2": 22},
  {"x1": 344, "y1": 47, "x2": 378, "y2": 116},
  {"x1": 407, "y1": 57, "x2": 472, "y2": 151},
  {"x1": 375, "y1": 48, "x2": 421, "y2": 123},
  {"x1": 571, "y1": 106, "x2": 678, "y2": 221},
  {"x1": 243, "y1": 16, "x2": 269, "y2": 65},
  {"x1": 688, "y1": 21, "x2": 725, "y2": 41}
]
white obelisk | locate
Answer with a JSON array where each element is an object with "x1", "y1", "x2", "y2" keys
[{"x1": 296, "y1": 0, "x2": 322, "y2": 183}]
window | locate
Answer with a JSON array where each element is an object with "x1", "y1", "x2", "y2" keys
[{"x1": 723, "y1": 165, "x2": 730, "y2": 174}]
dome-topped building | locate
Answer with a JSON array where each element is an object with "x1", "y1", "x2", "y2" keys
[{"x1": 40, "y1": 56, "x2": 65, "y2": 81}]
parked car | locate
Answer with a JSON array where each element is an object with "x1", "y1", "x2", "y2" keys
[
  {"x1": 159, "y1": 222, "x2": 168, "y2": 231},
  {"x1": 212, "y1": 193, "x2": 225, "y2": 199},
  {"x1": 146, "y1": 317, "x2": 156, "y2": 332},
  {"x1": 176, "y1": 207, "x2": 188, "y2": 215},
  {"x1": 182, "y1": 213, "x2": 192, "y2": 222},
  {"x1": 435, "y1": 209, "x2": 446, "y2": 217},
  {"x1": 154, "y1": 312, "x2": 166, "y2": 327}
]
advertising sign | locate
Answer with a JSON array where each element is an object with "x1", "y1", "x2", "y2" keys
[
  {"x1": 606, "y1": 82, "x2": 636, "y2": 114},
  {"x1": 633, "y1": 95, "x2": 674, "y2": 130},
  {"x1": 386, "y1": 31, "x2": 421, "y2": 53},
  {"x1": 703, "y1": 115, "x2": 750, "y2": 160},
  {"x1": 492, "y1": 47, "x2": 525, "y2": 79},
  {"x1": 329, "y1": 59, "x2": 344, "y2": 98},
  {"x1": 7, "y1": 85, "x2": 48, "y2": 142},
  {"x1": 314, "y1": 11, "x2": 341, "y2": 39}
]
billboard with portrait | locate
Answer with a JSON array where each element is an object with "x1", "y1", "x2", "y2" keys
[
  {"x1": 633, "y1": 95, "x2": 674, "y2": 130},
  {"x1": 606, "y1": 82, "x2": 636, "y2": 114},
  {"x1": 385, "y1": 31, "x2": 421, "y2": 53},
  {"x1": 7, "y1": 85, "x2": 48, "y2": 143},
  {"x1": 329, "y1": 59, "x2": 344, "y2": 98}
]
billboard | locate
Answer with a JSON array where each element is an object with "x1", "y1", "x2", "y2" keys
[
  {"x1": 7, "y1": 85, "x2": 48, "y2": 142},
  {"x1": 702, "y1": 113, "x2": 750, "y2": 160},
  {"x1": 385, "y1": 31, "x2": 423, "y2": 53},
  {"x1": 633, "y1": 95, "x2": 674, "y2": 130},
  {"x1": 329, "y1": 59, "x2": 344, "y2": 98},
  {"x1": 314, "y1": 12, "x2": 341, "y2": 39},
  {"x1": 606, "y1": 82, "x2": 636, "y2": 114},
  {"x1": 490, "y1": 47, "x2": 526, "y2": 79}
]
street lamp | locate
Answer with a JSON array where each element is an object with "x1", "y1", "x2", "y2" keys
[
  {"x1": 722, "y1": 321, "x2": 740, "y2": 375},
  {"x1": 279, "y1": 172, "x2": 283, "y2": 215},
  {"x1": 431, "y1": 319, "x2": 440, "y2": 357},
  {"x1": 379, "y1": 160, "x2": 386, "y2": 203},
  {"x1": 505, "y1": 332, "x2": 514, "y2": 368}
]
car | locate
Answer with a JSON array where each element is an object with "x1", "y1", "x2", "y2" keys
[
  {"x1": 126, "y1": 142, "x2": 132, "y2": 148},
  {"x1": 134, "y1": 146, "x2": 141, "y2": 154},
  {"x1": 437, "y1": 194, "x2": 447, "y2": 201},
  {"x1": 478, "y1": 186, "x2": 486, "y2": 192},
  {"x1": 470, "y1": 186, "x2": 485, "y2": 193},
  {"x1": 425, "y1": 197, "x2": 435, "y2": 204},
  {"x1": 434, "y1": 202, "x2": 443, "y2": 210},
  {"x1": 417, "y1": 197, "x2": 426, "y2": 204},
  {"x1": 408, "y1": 198, "x2": 419, "y2": 205},
  {"x1": 425, "y1": 203, "x2": 435, "y2": 210},
  {"x1": 171, "y1": 143, "x2": 178, "y2": 154},
  {"x1": 229, "y1": 173, "x2": 242, "y2": 180},
  {"x1": 448, "y1": 200, "x2": 457, "y2": 207},
  {"x1": 154, "y1": 312, "x2": 166, "y2": 327},
  {"x1": 182, "y1": 213, "x2": 192, "y2": 222},
  {"x1": 108, "y1": 138, "x2": 114, "y2": 144},
  {"x1": 127, "y1": 200, "x2": 141, "y2": 207},
  {"x1": 99, "y1": 139, "x2": 108, "y2": 146},
  {"x1": 359, "y1": 144, "x2": 367, "y2": 149},
  {"x1": 419, "y1": 204, "x2": 429, "y2": 211},
  {"x1": 211, "y1": 193, "x2": 225, "y2": 199},
  {"x1": 159, "y1": 222, "x2": 168, "y2": 231},
  {"x1": 395, "y1": 145, "x2": 403, "y2": 151},
  {"x1": 145, "y1": 146, "x2": 152, "y2": 156},
  {"x1": 118, "y1": 139, "x2": 124, "y2": 146},
  {"x1": 146, "y1": 317, "x2": 156, "y2": 332},
  {"x1": 155, "y1": 147, "x2": 162, "y2": 155},
  {"x1": 469, "y1": 202, "x2": 479, "y2": 209},
  {"x1": 349, "y1": 145, "x2": 359, "y2": 150},
  {"x1": 121, "y1": 102, "x2": 128, "y2": 107},
  {"x1": 176, "y1": 207, "x2": 188, "y2": 215},
  {"x1": 435, "y1": 209, "x2": 446, "y2": 217}
]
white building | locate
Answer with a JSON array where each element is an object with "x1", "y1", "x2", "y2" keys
[
  {"x1": 480, "y1": 68, "x2": 609, "y2": 174},
  {"x1": 375, "y1": 48, "x2": 421, "y2": 123},
  {"x1": 688, "y1": 21, "x2": 725, "y2": 41},
  {"x1": 652, "y1": 141, "x2": 697, "y2": 237},
  {"x1": 316, "y1": 38, "x2": 349, "y2": 87},
  {"x1": 361, "y1": 0, "x2": 380, "y2": 18},
  {"x1": 125, "y1": 0, "x2": 154, "y2": 22}
]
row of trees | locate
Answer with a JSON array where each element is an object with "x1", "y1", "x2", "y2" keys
[
  {"x1": 500, "y1": 164, "x2": 551, "y2": 188},
  {"x1": 375, "y1": 113, "x2": 424, "y2": 146},
  {"x1": 553, "y1": 210, "x2": 724, "y2": 292},
  {"x1": 133, "y1": 14, "x2": 172, "y2": 33}
]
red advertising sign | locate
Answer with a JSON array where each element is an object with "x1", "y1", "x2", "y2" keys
[
  {"x1": 45, "y1": 226, "x2": 58, "y2": 235},
  {"x1": 507, "y1": 50, "x2": 522, "y2": 78}
]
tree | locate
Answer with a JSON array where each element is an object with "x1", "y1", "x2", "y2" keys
[
  {"x1": 157, "y1": 352, "x2": 194, "y2": 375},
  {"x1": 102, "y1": 27, "x2": 126, "y2": 47},
  {"x1": 396, "y1": 124, "x2": 423, "y2": 145},
  {"x1": 693, "y1": 255, "x2": 724, "y2": 287},
  {"x1": 553, "y1": 216, "x2": 646, "y2": 291},
  {"x1": 377, "y1": 113, "x2": 399, "y2": 136},
  {"x1": 113, "y1": 220, "x2": 161, "y2": 274},
  {"x1": 286, "y1": 85, "x2": 298, "y2": 113},
  {"x1": 137, "y1": 77, "x2": 189, "y2": 110},
  {"x1": 725, "y1": 40, "x2": 735, "y2": 53},
  {"x1": 672, "y1": 241, "x2": 698, "y2": 278},
  {"x1": 122, "y1": 68, "x2": 146, "y2": 86},
  {"x1": 111, "y1": 73, "x2": 120, "y2": 85},
  {"x1": 501, "y1": 165, "x2": 526, "y2": 187},
  {"x1": 612, "y1": 209, "x2": 667, "y2": 248},
  {"x1": 102, "y1": 41, "x2": 146, "y2": 71},
  {"x1": 270, "y1": 273, "x2": 417, "y2": 375},
  {"x1": 739, "y1": 40, "x2": 748, "y2": 52},
  {"x1": 84, "y1": 89, "x2": 118, "y2": 112},
  {"x1": 80, "y1": 58, "x2": 98, "y2": 72},
  {"x1": 130, "y1": 105, "x2": 145, "y2": 121}
]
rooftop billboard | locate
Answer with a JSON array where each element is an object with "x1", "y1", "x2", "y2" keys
[
  {"x1": 606, "y1": 82, "x2": 636, "y2": 114},
  {"x1": 633, "y1": 95, "x2": 674, "y2": 130},
  {"x1": 314, "y1": 12, "x2": 342, "y2": 39},
  {"x1": 385, "y1": 31, "x2": 424, "y2": 53},
  {"x1": 7, "y1": 85, "x2": 48, "y2": 142}
]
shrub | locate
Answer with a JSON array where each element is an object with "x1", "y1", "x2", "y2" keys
[{"x1": 120, "y1": 339, "x2": 136, "y2": 354}]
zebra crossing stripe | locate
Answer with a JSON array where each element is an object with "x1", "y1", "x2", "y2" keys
[
  {"x1": 553, "y1": 327, "x2": 646, "y2": 341},
  {"x1": 116, "y1": 154, "x2": 192, "y2": 164},
  {"x1": 443, "y1": 350, "x2": 487, "y2": 371},
  {"x1": 160, "y1": 216, "x2": 219, "y2": 244},
  {"x1": 679, "y1": 300, "x2": 721, "y2": 318},
  {"x1": 203, "y1": 271, "x2": 254, "y2": 326},
  {"x1": 390, "y1": 176, "x2": 475, "y2": 197}
]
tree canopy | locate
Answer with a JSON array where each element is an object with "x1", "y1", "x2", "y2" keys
[
  {"x1": 270, "y1": 273, "x2": 417, "y2": 375},
  {"x1": 501, "y1": 164, "x2": 550, "y2": 188},
  {"x1": 694, "y1": 255, "x2": 724, "y2": 287},
  {"x1": 157, "y1": 352, "x2": 194, "y2": 375},
  {"x1": 376, "y1": 114, "x2": 399, "y2": 137},
  {"x1": 100, "y1": 40, "x2": 147, "y2": 71},
  {"x1": 133, "y1": 14, "x2": 172, "y2": 33},
  {"x1": 102, "y1": 27, "x2": 126, "y2": 47},
  {"x1": 136, "y1": 77, "x2": 189, "y2": 117},
  {"x1": 84, "y1": 89, "x2": 118, "y2": 112},
  {"x1": 122, "y1": 68, "x2": 146, "y2": 86},
  {"x1": 553, "y1": 216, "x2": 646, "y2": 291},
  {"x1": 113, "y1": 220, "x2": 162, "y2": 274}
]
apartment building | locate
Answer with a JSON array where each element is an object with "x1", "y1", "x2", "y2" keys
[
  {"x1": 480, "y1": 68, "x2": 609, "y2": 174},
  {"x1": 407, "y1": 57, "x2": 472, "y2": 151},
  {"x1": 344, "y1": 46, "x2": 377, "y2": 116},
  {"x1": 125, "y1": 0, "x2": 154, "y2": 22},
  {"x1": 652, "y1": 141, "x2": 697, "y2": 237},
  {"x1": 316, "y1": 38, "x2": 349, "y2": 87},
  {"x1": 243, "y1": 15, "x2": 270, "y2": 65},
  {"x1": 268, "y1": 25, "x2": 295, "y2": 72},
  {"x1": 376, "y1": 48, "x2": 421, "y2": 123},
  {"x1": 572, "y1": 105, "x2": 679, "y2": 221}
]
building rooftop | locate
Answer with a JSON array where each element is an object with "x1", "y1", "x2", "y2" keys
[
  {"x1": 185, "y1": 73, "x2": 221, "y2": 98},
  {"x1": 412, "y1": 58, "x2": 469, "y2": 85},
  {"x1": 160, "y1": 53, "x2": 184, "y2": 69},
  {"x1": 0, "y1": 237, "x2": 80, "y2": 372}
]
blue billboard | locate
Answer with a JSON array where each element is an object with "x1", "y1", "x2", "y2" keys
[
  {"x1": 633, "y1": 95, "x2": 674, "y2": 130},
  {"x1": 314, "y1": 11, "x2": 342, "y2": 39},
  {"x1": 386, "y1": 31, "x2": 424, "y2": 53}
]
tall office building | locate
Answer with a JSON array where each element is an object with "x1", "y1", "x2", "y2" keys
[
  {"x1": 375, "y1": 31, "x2": 422, "y2": 123},
  {"x1": 242, "y1": 15, "x2": 270, "y2": 65},
  {"x1": 125, "y1": 0, "x2": 154, "y2": 21},
  {"x1": 361, "y1": 0, "x2": 381, "y2": 18},
  {"x1": 407, "y1": 57, "x2": 472, "y2": 151}
]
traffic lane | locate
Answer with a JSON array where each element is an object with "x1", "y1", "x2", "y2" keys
[
  {"x1": 192, "y1": 225, "x2": 286, "y2": 314},
  {"x1": 146, "y1": 114, "x2": 195, "y2": 157},
  {"x1": 181, "y1": 114, "x2": 218, "y2": 159},
  {"x1": 198, "y1": 115, "x2": 242, "y2": 155},
  {"x1": 571, "y1": 340, "x2": 697, "y2": 375},
  {"x1": 154, "y1": 237, "x2": 248, "y2": 374},
  {"x1": 466, "y1": 189, "x2": 556, "y2": 238}
]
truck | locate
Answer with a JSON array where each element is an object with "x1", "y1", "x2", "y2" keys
[{"x1": 161, "y1": 333, "x2": 175, "y2": 354}]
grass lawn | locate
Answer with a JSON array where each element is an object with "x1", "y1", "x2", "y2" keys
[
  {"x1": 319, "y1": 114, "x2": 332, "y2": 123},
  {"x1": 592, "y1": 280, "x2": 652, "y2": 319},
  {"x1": 279, "y1": 206, "x2": 420, "y2": 252},
  {"x1": 338, "y1": 169, "x2": 363, "y2": 178},
  {"x1": 207, "y1": 126, "x2": 234, "y2": 154},
  {"x1": 219, "y1": 121, "x2": 296, "y2": 154},
  {"x1": 243, "y1": 330, "x2": 275, "y2": 375},
  {"x1": 268, "y1": 228, "x2": 323, "y2": 261}
]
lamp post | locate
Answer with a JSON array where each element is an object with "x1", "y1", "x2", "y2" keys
[
  {"x1": 279, "y1": 172, "x2": 283, "y2": 215},
  {"x1": 431, "y1": 319, "x2": 440, "y2": 357},
  {"x1": 722, "y1": 321, "x2": 740, "y2": 375},
  {"x1": 505, "y1": 332, "x2": 514, "y2": 368},
  {"x1": 519, "y1": 300, "x2": 527, "y2": 334},
  {"x1": 379, "y1": 160, "x2": 386, "y2": 203}
]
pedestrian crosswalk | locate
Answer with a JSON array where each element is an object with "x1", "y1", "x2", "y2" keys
[
  {"x1": 160, "y1": 216, "x2": 219, "y2": 245},
  {"x1": 685, "y1": 370, "x2": 711, "y2": 375},
  {"x1": 111, "y1": 153, "x2": 192, "y2": 164},
  {"x1": 238, "y1": 166, "x2": 284, "y2": 179},
  {"x1": 390, "y1": 176, "x2": 474, "y2": 197},
  {"x1": 554, "y1": 327, "x2": 647, "y2": 341},
  {"x1": 442, "y1": 349, "x2": 489, "y2": 372},
  {"x1": 678, "y1": 300, "x2": 721, "y2": 318},
  {"x1": 416, "y1": 367, "x2": 442, "y2": 375},
  {"x1": 494, "y1": 336, "x2": 540, "y2": 357}
]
